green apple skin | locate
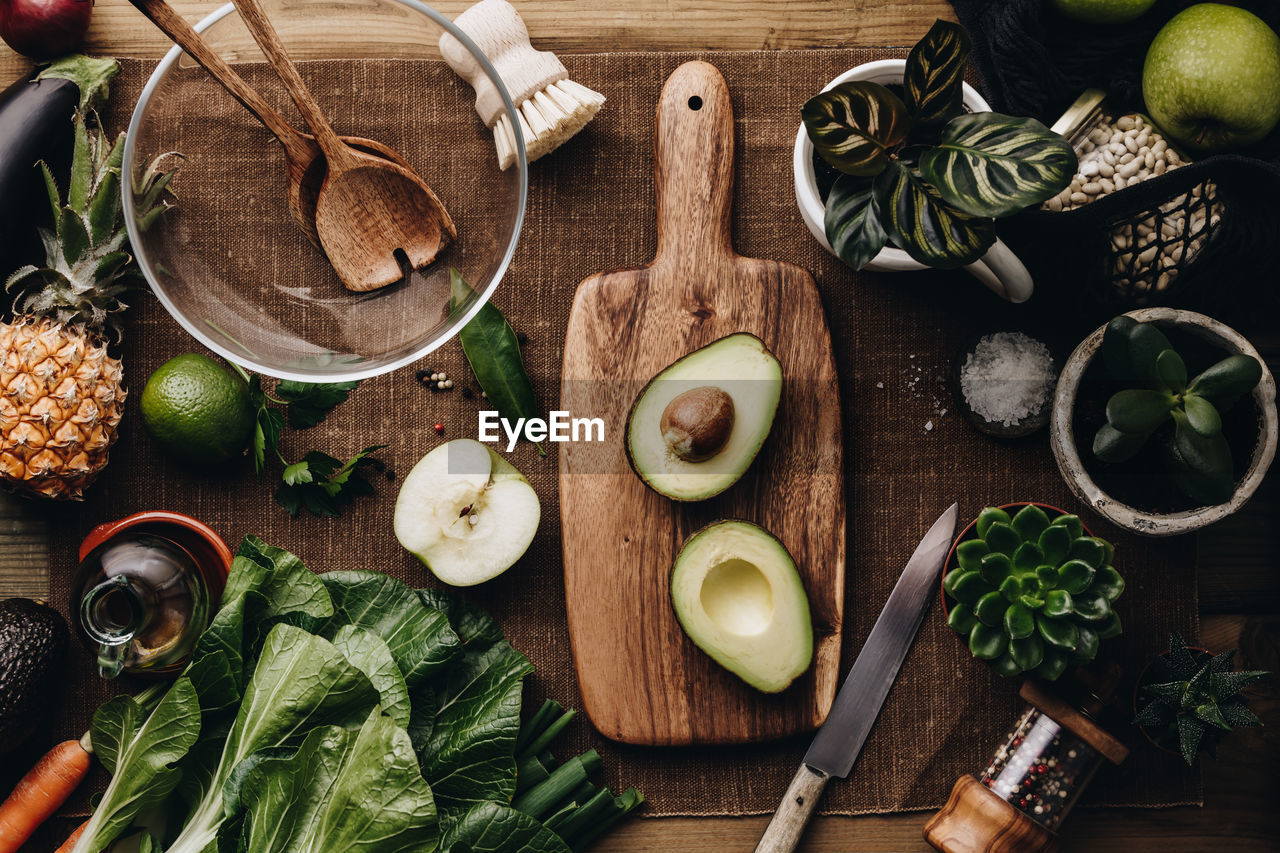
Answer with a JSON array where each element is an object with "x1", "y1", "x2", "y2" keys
[
  {"x1": 1052, "y1": 0, "x2": 1157, "y2": 25},
  {"x1": 1143, "y1": 4, "x2": 1280, "y2": 152}
]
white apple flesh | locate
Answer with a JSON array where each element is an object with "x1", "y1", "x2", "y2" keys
[
  {"x1": 1143, "y1": 4, "x2": 1280, "y2": 152},
  {"x1": 394, "y1": 438, "x2": 540, "y2": 586}
]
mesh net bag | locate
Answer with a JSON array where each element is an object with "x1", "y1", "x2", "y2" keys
[{"x1": 949, "y1": 0, "x2": 1280, "y2": 328}]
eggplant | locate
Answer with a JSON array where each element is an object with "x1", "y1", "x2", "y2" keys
[{"x1": 0, "y1": 68, "x2": 79, "y2": 283}]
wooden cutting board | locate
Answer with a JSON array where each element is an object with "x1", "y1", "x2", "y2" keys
[{"x1": 558, "y1": 61, "x2": 846, "y2": 746}]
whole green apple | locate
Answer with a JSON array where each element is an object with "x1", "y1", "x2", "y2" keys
[
  {"x1": 1143, "y1": 4, "x2": 1280, "y2": 152},
  {"x1": 1052, "y1": 0, "x2": 1157, "y2": 25}
]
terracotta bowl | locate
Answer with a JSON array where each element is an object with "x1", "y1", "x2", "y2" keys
[
  {"x1": 78, "y1": 510, "x2": 233, "y2": 599},
  {"x1": 1050, "y1": 307, "x2": 1278, "y2": 537}
]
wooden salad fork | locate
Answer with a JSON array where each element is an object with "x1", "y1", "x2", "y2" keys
[
  {"x1": 230, "y1": 0, "x2": 457, "y2": 292},
  {"x1": 129, "y1": 0, "x2": 422, "y2": 247}
]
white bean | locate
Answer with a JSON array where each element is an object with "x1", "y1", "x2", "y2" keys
[
  {"x1": 1082, "y1": 182, "x2": 1103, "y2": 195},
  {"x1": 1125, "y1": 135, "x2": 1139, "y2": 153},
  {"x1": 1098, "y1": 161, "x2": 1115, "y2": 178},
  {"x1": 1117, "y1": 115, "x2": 1136, "y2": 130},
  {"x1": 1081, "y1": 161, "x2": 1100, "y2": 178},
  {"x1": 1114, "y1": 175, "x2": 1127, "y2": 189},
  {"x1": 1070, "y1": 192, "x2": 1089, "y2": 204}
]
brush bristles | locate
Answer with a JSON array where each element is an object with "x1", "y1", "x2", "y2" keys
[{"x1": 493, "y1": 79, "x2": 606, "y2": 170}]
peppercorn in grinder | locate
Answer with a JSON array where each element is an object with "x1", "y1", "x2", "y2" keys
[{"x1": 923, "y1": 679, "x2": 1129, "y2": 853}]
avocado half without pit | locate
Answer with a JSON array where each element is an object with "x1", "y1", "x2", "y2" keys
[
  {"x1": 627, "y1": 333, "x2": 782, "y2": 501},
  {"x1": 670, "y1": 520, "x2": 813, "y2": 693}
]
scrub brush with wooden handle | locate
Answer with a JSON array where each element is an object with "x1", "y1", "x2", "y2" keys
[{"x1": 439, "y1": 0, "x2": 605, "y2": 169}]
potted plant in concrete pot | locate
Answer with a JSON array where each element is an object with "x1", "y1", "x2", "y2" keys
[
  {"x1": 792, "y1": 20, "x2": 1077, "y2": 303},
  {"x1": 1050, "y1": 308, "x2": 1278, "y2": 537},
  {"x1": 941, "y1": 503, "x2": 1124, "y2": 681},
  {"x1": 1133, "y1": 632, "x2": 1268, "y2": 764}
]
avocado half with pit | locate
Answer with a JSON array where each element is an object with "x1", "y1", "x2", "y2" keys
[
  {"x1": 626, "y1": 333, "x2": 782, "y2": 501},
  {"x1": 671, "y1": 520, "x2": 813, "y2": 693}
]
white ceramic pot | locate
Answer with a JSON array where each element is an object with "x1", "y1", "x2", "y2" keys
[
  {"x1": 1050, "y1": 308, "x2": 1279, "y2": 537},
  {"x1": 793, "y1": 59, "x2": 1035, "y2": 303}
]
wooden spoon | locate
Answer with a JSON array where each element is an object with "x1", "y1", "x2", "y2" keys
[
  {"x1": 128, "y1": 0, "x2": 424, "y2": 247},
  {"x1": 231, "y1": 0, "x2": 456, "y2": 292}
]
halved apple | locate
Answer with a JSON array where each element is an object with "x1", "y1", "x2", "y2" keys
[{"x1": 394, "y1": 439, "x2": 540, "y2": 586}]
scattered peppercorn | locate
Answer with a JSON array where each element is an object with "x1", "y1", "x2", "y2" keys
[
  {"x1": 461, "y1": 387, "x2": 474, "y2": 400},
  {"x1": 434, "y1": 423, "x2": 445, "y2": 434}
]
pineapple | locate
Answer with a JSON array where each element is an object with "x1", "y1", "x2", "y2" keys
[{"x1": 0, "y1": 58, "x2": 176, "y2": 500}]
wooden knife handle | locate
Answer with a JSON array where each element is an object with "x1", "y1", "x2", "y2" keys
[
  {"x1": 754, "y1": 764, "x2": 831, "y2": 853},
  {"x1": 652, "y1": 60, "x2": 735, "y2": 266}
]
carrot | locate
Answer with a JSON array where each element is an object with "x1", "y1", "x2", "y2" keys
[
  {"x1": 53, "y1": 818, "x2": 89, "y2": 853},
  {"x1": 0, "y1": 734, "x2": 92, "y2": 853}
]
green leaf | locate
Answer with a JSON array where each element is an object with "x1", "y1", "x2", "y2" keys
[
  {"x1": 1103, "y1": 318, "x2": 1173, "y2": 388},
  {"x1": 1050, "y1": 514, "x2": 1083, "y2": 541},
  {"x1": 330, "y1": 626, "x2": 411, "y2": 728},
  {"x1": 37, "y1": 54, "x2": 121, "y2": 112},
  {"x1": 956, "y1": 538, "x2": 989, "y2": 572},
  {"x1": 441, "y1": 802, "x2": 570, "y2": 853},
  {"x1": 976, "y1": 507, "x2": 1010, "y2": 538},
  {"x1": 276, "y1": 447, "x2": 386, "y2": 519},
  {"x1": 1187, "y1": 354, "x2": 1263, "y2": 409},
  {"x1": 1088, "y1": 565, "x2": 1126, "y2": 602},
  {"x1": 1003, "y1": 603, "x2": 1034, "y2": 640},
  {"x1": 1093, "y1": 422, "x2": 1148, "y2": 464},
  {"x1": 1012, "y1": 542, "x2": 1043, "y2": 572},
  {"x1": 942, "y1": 567, "x2": 967, "y2": 598},
  {"x1": 38, "y1": 162, "x2": 61, "y2": 224},
  {"x1": 1057, "y1": 559, "x2": 1095, "y2": 594},
  {"x1": 974, "y1": 590, "x2": 1007, "y2": 627},
  {"x1": 1183, "y1": 394, "x2": 1223, "y2": 437},
  {"x1": 1073, "y1": 593, "x2": 1112, "y2": 622},
  {"x1": 1042, "y1": 589, "x2": 1073, "y2": 618},
  {"x1": 874, "y1": 161, "x2": 995, "y2": 269},
  {"x1": 979, "y1": 552, "x2": 1012, "y2": 586},
  {"x1": 1034, "y1": 649, "x2": 1069, "y2": 681},
  {"x1": 58, "y1": 207, "x2": 90, "y2": 265},
  {"x1": 903, "y1": 19, "x2": 971, "y2": 129},
  {"x1": 68, "y1": 112, "x2": 94, "y2": 212},
  {"x1": 275, "y1": 379, "x2": 360, "y2": 429},
  {"x1": 320, "y1": 571, "x2": 462, "y2": 687},
  {"x1": 969, "y1": 623, "x2": 1007, "y2": 660},
  {"x1": 824, "y1": 173, "x2": 887, "y2": 269},
  {"x1": 998, "y1": 575, "x2": 1022, "y2": 603},
  {"x1": 1165, "y1": 412, "x2": 1234, "y2": 505},
  {"x1": 450, "y1": 269, "x2": 544, "y2": 455},
  {"x1": 982, "y1": 522, "x2": 1020, "y2": 556},
  {"x1": 919, "y1": 113, "x2": 1076, "y2": 217},
  {"x1": 1070, "y1": 624, "x2": 1099, "y2": 663},
  {"x1": 76, "y1": 678, "x2": 201, "y2": 853},
  {"x1": 1038, "y1": 524, "x2": 1070, "y2": 566},
  {"x1": 416, "y1": 588, "x2": 504, "y2": 652},
  {"x1": 1036, "y1": 615, "x2": 1079, "y2": 651},
  {"x1": 1095, "y1": 611, "x2": 1123, "y2": 640},
  {"x1": 1010, "y1": 633, "x2": 1045, "y2": 671},
  {"x1": 990, "y1": 652, "x2": 1022, "y2": 678},
  {"x1": 801, "y1": 81, "x2": 911, "y2": 176},
  {"x1": 1011, "y1": 504, "x2": 1051, "y2": 543},
  {"x1": 233, "y1": 711, "x2": 439, "y2": 853},
  {"x1": 1068, "y1": 537, "x2": 1108, "y2": 570},
  {"x1": 1106, "y1": 388, "x2": 1174, "y2": 435},
  {"x1": 87, "y1": 169, "x2": 122, "y2": 245},
  {"x1": 282, "y1": 460, "x2": 313, "y2": 485},
  {"x1": 1156, "y1": 349, "x2": 1188, "y2": 393},
  {"x1": 414, "y1": 640, "x2": 534, "y2": 819},
  {"x1": 947, "y1": 602, "x2": 979, "y2": 635},
  {"x1": 949, "y1": 571, "x2": 992, "y2": 605},
  {"x1": 1178, "y1": 715, "x2": 1208, "y2": 765}
]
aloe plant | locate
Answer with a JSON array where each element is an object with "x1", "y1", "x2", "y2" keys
[
  {"x1": 1092, "y1": 316, "x2": 1263, "y2": 506},
  {"x1": 804, "y1": 20, "x2": 1076, "y2": 270},
  {"x1": 943, "y1": 505, "x2": 1124, "y2": 680},
  {"x1": 1134, "y1": 632, "x2": 1268, "y2": 765}
]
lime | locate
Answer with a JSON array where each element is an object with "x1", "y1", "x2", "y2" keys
[{"x1": 141, "y1": 354, "x2": 255, "y2": 465}]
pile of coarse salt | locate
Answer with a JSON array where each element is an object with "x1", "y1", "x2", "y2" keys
[{"x1": 959, "y1": 332, "x2": 1057, "y2": 428}]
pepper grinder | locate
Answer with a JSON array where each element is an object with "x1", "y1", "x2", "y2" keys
[{"x1": 923, "y1": 678, "x2": 1129, "y2": 853}]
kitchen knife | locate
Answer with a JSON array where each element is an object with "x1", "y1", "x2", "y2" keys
[{"x1": 755, "y1": 502, "x2": 959, "y2": 853}]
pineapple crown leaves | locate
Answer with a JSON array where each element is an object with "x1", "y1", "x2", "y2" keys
[
  {"x1": 5, "y1": 105, "x2": 179, "y2": 342},
  {"x1": 1134, "y1": 632, "x2": 1269, "y2": 764},
  {"x1": 943, "y1": 504, "x2": 1124, "y2": 681}
]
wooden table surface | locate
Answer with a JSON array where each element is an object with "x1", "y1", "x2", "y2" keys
[{"x1": 2, "y1": 2, "x2": 1277, "y2": 851}]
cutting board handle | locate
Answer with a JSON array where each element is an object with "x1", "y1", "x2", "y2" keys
[{"x1": 653, "y1": 61, "x2": 735, "y2": 266}]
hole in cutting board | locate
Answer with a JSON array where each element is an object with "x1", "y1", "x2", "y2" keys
[{"x1": 688, "y1": 95, "x2": 703, "y2": 110}]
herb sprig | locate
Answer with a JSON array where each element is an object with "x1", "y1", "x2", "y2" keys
[{"x1": 231, "y1": 365, "x2": 382, "y2": 517}]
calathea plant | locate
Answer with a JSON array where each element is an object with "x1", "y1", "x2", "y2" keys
[
  {"x1": 1134, "y1": 632, "x2": 1268, "y2": 765},
  {"x1": 944, "y1": 505, "x2": 1124, "y2": 681},
  {"x1": 1092, "y1": 316, "x2": 1263, "y2": 505},
  {"x1": 803, "y1": 20, "x2": 1076, "y2": 270}
]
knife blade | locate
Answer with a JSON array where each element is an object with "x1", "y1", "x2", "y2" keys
[{"x1": 754, "y1": 502, "x2": 959, "y2": 853}]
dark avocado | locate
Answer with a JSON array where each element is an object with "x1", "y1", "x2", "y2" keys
[{"x1": 0, "y1": 598, "x2": 69, "y2": 755}]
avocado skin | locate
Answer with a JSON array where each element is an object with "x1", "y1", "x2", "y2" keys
[{"x1": 0, "y1": 598, "x2": 69, "y2": 755}]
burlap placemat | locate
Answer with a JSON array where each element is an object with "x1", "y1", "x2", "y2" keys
[{"x1": 33, "y1": 49, "x2": 1200, "y2": 820}]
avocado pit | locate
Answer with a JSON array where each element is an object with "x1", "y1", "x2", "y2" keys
[{"x1": 660, "y1": 385, "x2": 735, "y2": 462}]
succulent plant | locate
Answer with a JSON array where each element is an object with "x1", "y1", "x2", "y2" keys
[
  {"x1": 1133, "y1": 632, "x2": 1268, "y2": 765},
  {"x1": 943, "y1": 505, "x2": 1124, "y2": 680},
  {"x1": 1092, "y1": 316, "x2": 1263, "y2": 506},
  {"x1": 803, "y1": 20, "x2": 1075, "y2": 271}
]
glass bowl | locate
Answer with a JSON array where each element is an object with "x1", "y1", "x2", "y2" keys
[{"x1": 122, "y1": 0, "x2": 527, "y2": 381}]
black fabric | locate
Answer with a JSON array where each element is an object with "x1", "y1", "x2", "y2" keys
[{"x1": 950, "y1": 0, "x2": 1280, "y2": 327}]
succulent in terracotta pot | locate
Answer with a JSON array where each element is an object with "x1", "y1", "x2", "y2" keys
[
  {"x1": 1133, "y1": 632, "x2": 1268, "y2": 765},
  {"x1": 943, "y1": 504, "x2": 1124, "y2": 680}
]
